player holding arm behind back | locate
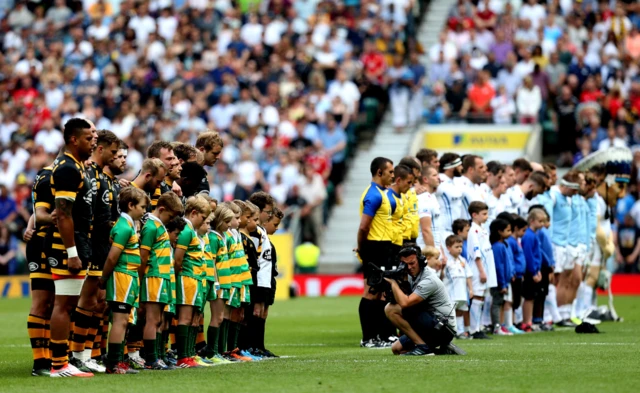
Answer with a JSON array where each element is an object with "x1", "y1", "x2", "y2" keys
[
  {"x1": 99, "y1": 187, "x2": 149, "y2": 374},
  {"x1": 443, "y1": 235, "x2": 473, "y2": 339},
  {"x1": 466, "y1": 201, "x2": 496, "y2": 339}
]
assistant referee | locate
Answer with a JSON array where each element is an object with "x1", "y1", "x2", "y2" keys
[{"x1": 356, "y1": 157, "x2": 395, "y2": 348}]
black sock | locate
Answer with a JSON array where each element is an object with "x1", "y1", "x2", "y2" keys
[
  {"x1": 218, "y1": 320, "x2": 228, "y2": 354},
  {"x1": 205, "y1": 326, "x2": 219, "y2": 358},
  {"x1": 256, "y1": 317, "x2": 266, "y2": 350},
  {"x1": 161, "y1": 330, "x2": 169, "y2": 357},
  {"x1": 358, "y1": 298, "x2": 377, "y2": 342},
  {"x1": 143, "y1": 339, "x2": 157, "y2": 364},
  {"x1": 377, "y1": 300, "x2": 396, "y2": 340},
  {"x1": 176, "y1": 325, "x2": 189, "y2": 359},
  {"x1": 237, "y1": 322, "x2": 248, "y2": 350}
]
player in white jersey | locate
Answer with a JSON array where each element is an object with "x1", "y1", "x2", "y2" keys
[
  {"x1": 466, "y1": 201, "x2": 496, "y2": 339},
  {"x1": 417, "y1": 165, "x2": 444, "y2": 252},
  {"x1": 435, "y1": 153, "x2": 463, "y2": 238},
  {"x1": 504, "y1": 171, "x2": 547, "y2": 216},
  {"x1": 453, "y1": 155, "x2": 487, "y2": 221},
  {"x1": 483, "y1": 162, "x2": 505, "y2": 226}
]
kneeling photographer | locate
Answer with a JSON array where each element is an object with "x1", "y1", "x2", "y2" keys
[{"x1": 381, "y1": 245, "x2": 461, "y2": 356}]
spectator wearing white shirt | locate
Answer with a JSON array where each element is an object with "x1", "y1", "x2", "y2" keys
[
  {"x1": 298, "y1": 164, "x2": 328, "y2": 244},
  {"x1": 513, "y1": 49, "x2": 535, "y2": 80},
  {"x1": 598, "y1": 125, "x2": 628, "y2": 151},
  {"x1": 429, "y1": 32, "x2": 458, "y2": 63},
  {"x1": 208, "y1": 94, "x2": 237, "y2": 131},
  {"x1": 516, "y1": 76, "x2": 542, "y2": 124},
  {"x1": 491, "y1": 85, "x2": 516, "y2": 124},
  {"x1": 87, "y1": 16, "x2": 110, "y2": 41},
  {"x1": 263, "y1": 14, "x2": 287, "y2": 47},
  {"x1": 157, "y1": 7, "x2": 178, "y2": 42},
  {"x1": 518, "y1": 0, "x2": 546, "y2": 30},
  {"x1": 45, "y1": 0, "x2": 72, "y2": 29},
  {"x1": 0, "y1": 137, "x2": 30, "y2": 182},
  {"x1": 14, "y1": 49, "x2": 43, "y2": 76},
  {"x1": 327, "y1": 69, "x2": 361, "y2": 116},
  {"x1": 128, "y1": 3, "x2": 156, "y2": 46},
  {"x1": 8, "y1": 1, "x2": 34, "y2": 30},
  {"x1": 34, "y1": 119, "x2": 65, "y2": 154},
  {"x1": 240, "y1": 13, "x2": 264, "y2": 47},
  {"x1": 234, "y1": 149, "x2": 264, "y2": 200}
]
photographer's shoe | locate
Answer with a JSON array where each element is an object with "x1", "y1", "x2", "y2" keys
[
  {"x1": 401, "y1": 344, "x2": 434, "y2": 356},
  {"x1": 435, "y1": 343, "x2": 467, "y2": 356}
]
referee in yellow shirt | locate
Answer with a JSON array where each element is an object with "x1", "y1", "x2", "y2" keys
[
  {"x1": 399, "y1": 157, "x2": 422, "y2": 245},
  {"x1": 355, "y1": 157, "x2": 394, "y2": 348}
]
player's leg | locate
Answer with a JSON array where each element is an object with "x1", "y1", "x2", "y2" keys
[
  {"x1": 28, "y1": 284, "x2": 54, "y2": 376},
  {"x1": 175, "y1": 275, "x2": 199, "y2": 367},
  {"x1": 105, "y1": 307, "x2": 131, "y2": 374},
  {"x1": 71, "y1": 277, "x2": 99, "y2": 361},
  {"x1": 469, "y1": 274, "x2": 488, "y2": 338}
]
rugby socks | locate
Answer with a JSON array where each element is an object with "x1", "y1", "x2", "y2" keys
[
  {"x1": 70, "y1": 307, "x2": 93, "y2": 357},
  {"x1": 156, "y1": 333, "x2": 164, "y2": 360},
  {"x1": 101, "y1": 314, "x2": 109, "y2": 356},
  {"x1": 206, "y1": 326, "x2": 219, "y2": 357},
  {"x1": 255, "y1": 317, "x2": 266, "y2": 350},
  {"x1": 571, "y1": 283, "x2": 586, "y2": 319},
  {"x1": 27, "y1": 314, "x2": 50, "y2": 370},
  {"x1": 170, "y1": 317, "x2": 178, "y2": 350},
  {"x1": 456, "y1": 316, "x2": 465, "y2": 335},
  {"x1": 84, "y1": 312, "x2": 100, "y2": 360},
  {"x1": 190, "y1": 325, "x2": 198, "y2": 357},
  {"x1": 126, "y1": 323, "x2": 143, "y2": 356},
  {"x1": 196, "y1": 320, "x2": 206, "y2": 352},
  {"x1": 558, "y1": 304, "x2": 572, "y2": 321},
  {"x1": 470, "y1": 299, "x2": 484, "y2": 333},
  {"x1": 580, "y1": 285, "x2": 594, "y2": 318},
  {"x1": 92, "y1": 313, "x2": 104, "y2": 359},
  {"x1": 106, "y1": 342, "x2": 123, "y2": 367},
  {"x1": 144, "y1": 338, "x2": 157, "y2": 364},
  {"x1": 176, "y1": 324, "x2": 189, "y2": 359},
  {"x1": 44, "y1": 319, "x2": 51, "y2": 362},
  {"x1": 226, "y1": 322, "x2": 241, "y2": 352},
  {"x1": 504, "y1": 309, "x2": 514, "y2": 328},
  {"x1": 50, "y1": 339, "x2": 69, "y2": 370},
  {"x1": 218, "y1": 319, "x2": 229, "y2": 353},
  {"x1": 481, "y1": 293, "x2": 492, "y2": 327},
  {"x1": 161, "y1": 329, "x2": 170, "y2": 357},
  {"x1": 358, "y1": 298, "x2": 377, "y2": 342}
]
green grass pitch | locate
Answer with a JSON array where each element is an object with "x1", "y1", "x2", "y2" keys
[{"x1": 1, "y1": 296, "x2": 639, "y2": 393}]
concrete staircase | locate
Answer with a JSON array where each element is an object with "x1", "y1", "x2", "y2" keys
[{"x1": 318, "y1": 0, "x2": 451, "y2": 273}]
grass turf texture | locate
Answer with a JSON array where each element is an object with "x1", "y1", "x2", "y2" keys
[{"x1": 1, "y1": 296, "x2": 639, "y2": 393}]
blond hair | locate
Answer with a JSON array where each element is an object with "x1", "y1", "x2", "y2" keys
[
  {"x1": 212, "y1": 204, "x2": 235, "y2": 232},
  {"x1": 196, "y1": 131, "x2": 223, "y2": 151},
  {"x1": 242, "y1": 201, "x2": 259, "y2": 215},
  {"x1": 184, "y1": 195, "x2": 212, "y2": 217},
  {"x1": 528, "y1": 208, "x2": 547, "y2": 223},
  {"x1": 422, "y1": 246, "x2": 440, "y2": 260},
  {"x1": 222, "y1": 201, "x2": 241, "y2": 215},
  {"x1": 141, "y1": 158, "x2": 167, "y2": 177},
  {"x1": 156, "y1": 191, "x2": 184, "y2": 215}
]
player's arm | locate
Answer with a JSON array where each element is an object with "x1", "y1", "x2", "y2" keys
[
  {"x1": 420, "y1": 216, "x2": 434, "y2": 247},
  {"x1": 139, "y1": 224, "x2": 155, "y2": 276},
  {"x1": 173, "y1": 229, "x2": 191, "y2": 274}
]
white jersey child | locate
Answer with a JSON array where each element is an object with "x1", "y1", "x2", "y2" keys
[
  {"x1": 251, "y1": 225, "x2": 273, "y2": 289},
  {"x1": 466, "y1": 221, "x2": 497, "y2": 296},
  {"x1": 417, "y1": 191, "x2": 443, "y2": 251},
  {"x1": 436, "y1": 173, "x2": 463, "y2": 237},
  {"x1": 443, "y1": 253, "x2": 473, "y2": 306}
]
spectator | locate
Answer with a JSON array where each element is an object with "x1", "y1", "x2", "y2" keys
[
  {"x1": 616, "y1": 214, "x2": 640, "y2": 273},
  {"x1": 554, "y1": 85, "x2": 580, "y2": 166},
  {"x1": 298, "y1": 164, "x2": 327, "y2": 245},
  {"x1": 598, "y1": 124, "x2": 628, "y2": 151},
  {"x1": 491, "y1": 85, "x2": 516, "y2": 124},
  {"x1": 467, "y1": 70, "x2": 495, "y2": 123},
  {"x1": 319, "y1": 116, "x2": 347, "y2": 203},
  {"x1": 445, "y1": 78, "x2": 470, "y2": 121},
  {"x1": 516, "y1": 76, "x2": 542, "y2": 124},
  {"x1": 0, "y1": 221, "x2": 18, "y2": 276}
]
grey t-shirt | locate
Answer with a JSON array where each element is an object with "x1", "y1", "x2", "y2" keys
[{"x1": 409, "y1": 268, "x2": 456, "y2": 330}]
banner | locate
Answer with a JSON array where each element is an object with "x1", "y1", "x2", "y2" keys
[
  {"x1": 0, "y1": 276, "x2": 30, "y2": 299},
  {"x1": 415, "y1": 124, "x2": 541, "y2": 163},
  {"x1": 271, "y1": 233, "x2": 293, "y2": 301}
]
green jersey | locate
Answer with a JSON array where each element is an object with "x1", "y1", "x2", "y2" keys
[
  {"x1": 139, "y1": 214, "x2": 172, "y2": 279},
  {"x1": 175, "y1": 219, "x2": 205, "y2": 280},
  {"x1": 234, "y1": 229, "x2": 253, "y2": 285},
  {"x1": 225, "y1": 230, "x2": 242, "y2": 288},
  {"x1": 209, "y1": 231, "x2": 231, "y2": 289},
  {"x1": 110, "y1": 213, "x2": 141, "y2": 277}
]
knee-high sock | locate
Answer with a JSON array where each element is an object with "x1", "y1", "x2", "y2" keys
[
  {"x1": 176, "y1": 324, "x2": 189, "y2": 360},
  {"x1": 196, "y1": 319, "x2": 206, "y2": 352},
  {"x1": 70, "y1": 307, "x2": 93, "y2": 358},
  {"x1": 205, "y1": 326, "x2": 219, "y2": 358},
  {"x1": 84, "y1": 313, "x2": 100, "y2": 359},
  {"x1": 44, "y1": 319, "x2": 51, "y2": 362},
  {"x1": 571, "y1": 283, "x2": 586, "y2": 319},
  {"x1": 504, "y1": 309, "x2": 513, "y2": 327},
  {"x1": 545, "y1": 284, "x2": 562, "y2": 323},
  {"x1": 218, "y1": 319, "x2": 228, "y2": 354},
  {"x1": 227, "y1": 322, "x2": 240, "y2": 352},
  {"x1": 91, "y1": 314, "x2": 103, "y2": 359},
  {"x1": 28, "y1": 314, "x2": 49, "y2": 369},
  {"x1": 50, "y1": 339, "x2": 69, "y2": 370},
  {"x1": 514, "y1": 306, "x2": 523, "y2": 324},
  {"x1": 470, "y1": 299, "x2": 484, "y2": 333},
  {"x1": 456, "y1": 316, "x2": 464, "y2": 335},
  {"x1": 256, "y1": 317, "x2": 266, "y2": 350},
  {"x1": 481, "y1": 293, "x2": 492, "y2": 327},
  {"x1": 377, "y1": 300, "x2": 396, "y2": 339},
  {"x1": 358, "y1": 298, "x2": 377, "y2": 342},
  {"x1": 100, "y1": 314, "x2": 109, "y2": 356},
  {"x1": 580, "y1": 285, "x2": 595, "y2": 317}
]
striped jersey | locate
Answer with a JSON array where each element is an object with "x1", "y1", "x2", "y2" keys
[
  {"x1": 175, "y1": 218, "x2": 205, "y2": 279},
  {"x1": 110, "y1": 213, "x2": 141, "y2": 277},
  {"x1": 225, "y1": 230, "x2": 243, "y2": 288},
  {"x1": 233, "y1": 229, "x2": 253, "y2": 285},
  {"x1": 139, "y1": 214, "x2": 172, "y2": 279},
  {"x1": 202, "y1": 233, "x2": 217, "y2": 282},
  {"x1": 209, "y1": 231, "x2": 231, "y2": 288},
  {"x1": 32, "y1": 166, "x2": 53, "y2": 238}
]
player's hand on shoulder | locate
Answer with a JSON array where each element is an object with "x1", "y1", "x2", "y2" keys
[{"x1": 119, "y1": 178, "x2": 131, "y2": 188}]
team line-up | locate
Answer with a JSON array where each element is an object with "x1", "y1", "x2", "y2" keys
[{"x1": 26, "y1": 118, "x2": 282, "y2": 377}]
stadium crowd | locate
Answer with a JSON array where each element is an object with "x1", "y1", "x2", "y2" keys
[
  {"x1": 419, "y1": 0, "x2": 640, "y2": 165},
  {"x1": 356, "y1": 148, "x2": 629, "y2": 350},
  {"x1": 0, "y1": 0, "x2": 428, "y2": 276}
]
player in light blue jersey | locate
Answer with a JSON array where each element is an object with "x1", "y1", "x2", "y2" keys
[{"x1": 541, "y1": 171, "x2": 581, "y2": 326}]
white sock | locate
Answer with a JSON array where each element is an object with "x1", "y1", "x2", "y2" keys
[
  {"x1": 546, "y1": 284, "x2": 562, "y2": 323},
  {"x1": 456, "y1": 316, "x2": 464, "y2": 335},
  {"x1": 504, "y1": 309, "x2": 513, "y2": 327},
  {"x1": 470, "y1": 299, "x2": 484, "y2": 333},
  {"x1": 465, "y1": 325, "x2": 470, "y2": 333},
  {"x1": 571, "y1": 283, "x2": 586, "y2": 319},
  {"x1": 514, "y1": 306, "x2": 523, "y2": 324},
  {"x1": 72, "y1": 351, "x2": 84, "y2": 361},
  {"x1": 581, "y1": 285, "x2": 594, "y2": 317},
  {"x1": 83, "y1": 348, "x2": 92, "y2": 361},
  {"x1": 481, "y1": 293, "x2": 492, "y2": 326},
  {"x1": 130, "y1": 350, "x2": 140, "y2": 359}
]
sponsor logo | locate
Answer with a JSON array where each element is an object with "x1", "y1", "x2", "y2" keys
[
  {"x1": 28, "y1": 262, "x2": 39, "y2": 272},
  {"x1": 48, "y1": 257, "x2": 59, "y2": 267},
  {"x1": 102, "y1": 190, "x2": 111, "y2": 205}
]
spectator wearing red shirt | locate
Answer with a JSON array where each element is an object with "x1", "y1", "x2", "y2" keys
[
  {"x1": 467, "y1": 70, "x2": 495, "y2": 122},
  {"x1": 361, "y1": 40, "x2": 387, "y2": 85},
  {"x1": 579, "y1": 77, "x2": 604, "y2": 103},
  {"x1": 475, "y1": 0, "x2": 497, "y2": 29},
  {"x1": 12, "y1": 77, "x2": 38, "y2": 110},
  {"x1": 606, "y1": 87, "x2": 624, "y2": 118}
]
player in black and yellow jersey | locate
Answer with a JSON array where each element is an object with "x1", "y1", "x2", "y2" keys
[
  {"x1": 194, "y1": 131, "x2": 223, "y2": 196},
  {"x1": 47, "y1": 118, "x2": 96, "y2": 378},
  {"x1": 26, "y1": 165, "x2": 55, "y2": 376},
  {"x1": 68, "y1": 130, "x2": 120, "y2": 374},
  {"x1": 104, "y1": 142, "x2": 127, "y2": 222},
  {"x1": 131, "y1": 158, "x2": 167, "y2": 212},
  {"x1": 148, "y1": 141, "x2": 182, "y2": 204},
  {"x1": 356, "y1": 157, "x2": 395, "y2": 349}
]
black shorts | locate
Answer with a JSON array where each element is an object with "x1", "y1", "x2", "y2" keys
[
  {"x1": 329, "y1": 161, "x2": 346, "y2": 186},
  {"x1": 88, "y1": 236, "x2": 110, "y2": 277},
  {"x1": 522, "y1": 274, "x2": 544, "y2": 301},
  {"x1": 360, "y1": 240, "x2": 393, "y2": 279},
  {"x1": 511, "y1": 277, "x2": 523, "y2": 310},
  {"x1": 110, "y1": 302, "x2": 133, "y2": 314},
  {"x1": 44, "y1": 233, "x2": 91, "y2": 278},
  {"x1": 251, "y1": 286, "x2": 275, "y2": 306},
  {"x1": 27, "y1": 235, "x2": 51, "y2": 281}
]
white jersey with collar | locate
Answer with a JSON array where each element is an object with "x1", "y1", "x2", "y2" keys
[
  {"x1": 466, "y1": 221, "x2": 497, "y2": 288},
  {"x1": 453, "y1": 175, "x2": 483, "y2": 221},
  {"x1": 416, "y1": 191, "x2": 443, "y2": 250},
  {"x1": 435, "y1": 173, "x2": 463, "y2": 233},
  {"x1": 504, "y1": 185, "x2": 525, "y2": 215}
]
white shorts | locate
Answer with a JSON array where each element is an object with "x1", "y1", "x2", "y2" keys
[
  {"x1": 504, "y1": 284, "x2": 513, "y2": 303},
  {"x1": 589, "y1": 240, "x2": 602, "y2": 267},
  {"x1": 552, "y1": 245, "x2": 567, "y2": 273},
  {"x1": 576, "y1": 244, "x2": 588, "y2": 266},
  {"x1": 54, "y1": 277, "x2": 84, "y2": 296},
  {"x1": 455, "y1": 301, "x2": 469, "y2": 311},
  {"x1": 564, "y1": 245, "x2": 581, "y2": 272},
  {"x1": 471, "y1": 274, "x2": 487, "y2": 296},
  {"x1": 446, "y1": 277, "x2": 469, "y2": 304}
]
